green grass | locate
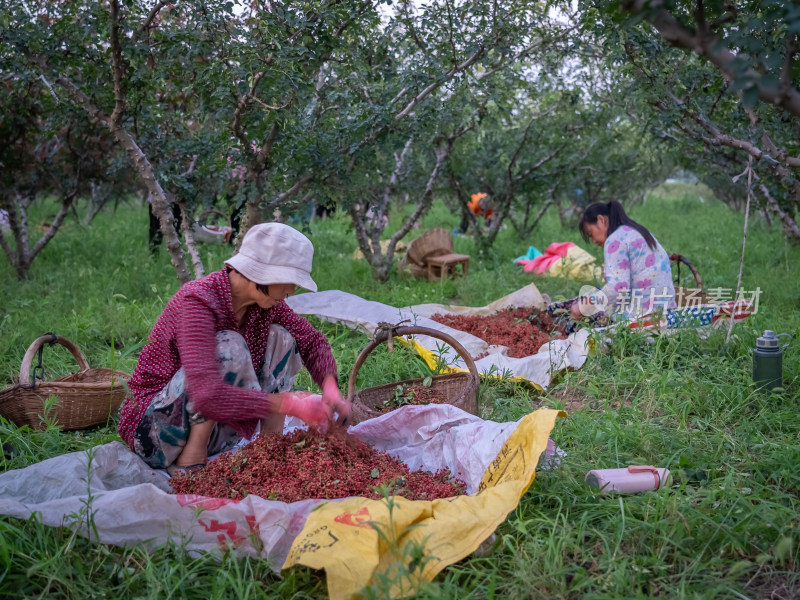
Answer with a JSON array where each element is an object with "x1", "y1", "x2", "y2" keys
[{"x1": 1, "y1": 187, "x2": 799, "y2": 599}]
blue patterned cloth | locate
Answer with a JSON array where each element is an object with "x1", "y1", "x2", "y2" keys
[{"x1": 664, "y1": 306, "x2": 717, "y2": 329}]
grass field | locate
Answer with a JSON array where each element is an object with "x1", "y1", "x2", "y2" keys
[{"x1": 1, "y1": 185, "x2": 799, "y2": 599}]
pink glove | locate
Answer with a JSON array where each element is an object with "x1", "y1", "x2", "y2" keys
[
  {"x1": 321, "y1": 377, "x2": 350, "y2": 423},
  {"x1": 278, "y1": 392, "x2": 330, "y2": 429}
]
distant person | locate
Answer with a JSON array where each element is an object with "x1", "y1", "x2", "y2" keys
[
  {"x1": 314, "y1": 201, "x2": 336, "y2": 220},
  {"x1": 147, "y1": 195, "x2": 182, "y2": 255},
  {"x1": 118, "y1": 223, "x2": 349, "y2": 476},
  {"x1": 458, "y1": 193, "x2": 494, "y2": 233},
  {"x1": 549, "y1": 201, "x2": 675, "y2": 327}
]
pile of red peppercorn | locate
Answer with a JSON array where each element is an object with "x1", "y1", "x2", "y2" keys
[
  {"x1": 169, "y1": 428, "x2": 466, "y2": 503},
  {"x1": 377, "y1": 383, "x2": 449, "y2": 415},
  {"x1": 431, "y1": 307, "x2": 564, "y2": 358}
]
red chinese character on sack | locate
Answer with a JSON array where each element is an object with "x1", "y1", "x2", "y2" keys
[
  {"x1": 198, "y1": 517, "x2": 260, "y2": 548},
  {"x1": 334, "y1": 506, "x2": 372, "y2": 528},
  {"x1": 198, "y1": 518, "x2": 239, "y2": 546}
]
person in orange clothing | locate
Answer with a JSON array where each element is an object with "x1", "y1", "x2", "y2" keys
[{"x1": 459, "y1": 193, "x2": 494, "y2": 233}]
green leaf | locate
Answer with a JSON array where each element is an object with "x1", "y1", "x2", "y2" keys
[{"x1": 370, "y1": 468, "x2": 380, "y2": 478}]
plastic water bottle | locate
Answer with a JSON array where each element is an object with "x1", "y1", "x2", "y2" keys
[{"x1": 753, "y1": 330, "x2": 791, "y2": 392}]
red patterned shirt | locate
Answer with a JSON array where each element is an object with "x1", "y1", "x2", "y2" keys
[{"x1": 118, "y1": 270, "x2": 337, "y2": 448}]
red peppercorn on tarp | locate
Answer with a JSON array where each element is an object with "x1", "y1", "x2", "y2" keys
[
  {"x1": 0, "y1": 405, "x2": 564, "y2": 599},
  {"x1": 286, "y1": 284, "x2": 591, "y2": 390}
]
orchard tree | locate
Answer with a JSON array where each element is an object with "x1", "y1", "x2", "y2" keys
[
  {"x1": 587, "y1": 0, "x2": 800, "y2": 241},
  {"x1": 0, "y1": 67, "x2": 130, "y2": 279},
  {"x1": 321, "y1": 0, "x2": 579, "y2": 275},
  {"x1": 4, "y1": 0, "x2": 202, "y2": 282},
  {"x1": 198, "y1": 1, "x2": 382, "y2": 245}
]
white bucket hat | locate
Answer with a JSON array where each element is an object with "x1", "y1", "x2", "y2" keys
[{"x1": 224, "y1": 223, "x2": 317, "y2": 292}]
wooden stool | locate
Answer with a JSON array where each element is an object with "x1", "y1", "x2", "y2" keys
[{"x1": 426, "y1": 253, "x2": 470, "y2": 281}]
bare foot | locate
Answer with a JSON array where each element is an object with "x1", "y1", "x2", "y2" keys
[
  {"x1": 175, "y1": 419, "x2": 216, "y2": 466},
  {"x1": 174, "y1": 449, "x2": 208, "y2": 467}
]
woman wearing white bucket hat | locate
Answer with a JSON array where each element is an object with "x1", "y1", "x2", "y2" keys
[{"x1": 118, "y1": 223, "x2": 349, "y2": 476}]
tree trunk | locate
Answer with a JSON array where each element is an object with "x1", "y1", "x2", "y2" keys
[
  {"x1": 178, "y1": 202, "x2": 205, "y2": 279},
  {"x1": 235, "y1": 199, "x2": 263, "y2": 250},
  {"x1": 116, "y1": 141, "x2": 190, "y2": 285},
  {"x1": 351, "y1": 142, "x2": 450, "y2": 282},
  {"x1": 0, "y1": 191, "x2": 73, "y2": 280},
  {"x1": 46, "y1": 72, "x2": 192, "y2": 284}
]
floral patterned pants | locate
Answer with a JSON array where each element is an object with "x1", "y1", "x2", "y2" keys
[{"x1": 133, "y1": 325, "x2": 302, "y2": 468}]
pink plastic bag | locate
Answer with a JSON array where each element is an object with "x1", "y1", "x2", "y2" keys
[{"x1": 585, "y1": 465, "x2": 672, "y2": 494}]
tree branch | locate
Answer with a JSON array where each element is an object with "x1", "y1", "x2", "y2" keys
[
  {"x1": 387, "y1": 139, "x2": 452, "y2": 253},
  {"x1": 760, "y1": 183, "x2": 800, "y2": 241},
  {"x1": 28, "y1": 59, "x2": 191, "y2": 283},
  {"x1": 400, "y1": 0, "x2": 432, "y2": 59},
  {"x1": 232, "y1": 71, "x2": 266, "y2": 155},
  {"x1": 109, "y1": 0, "x2": 126, "y2": 126},
  {"x1": 621, "y1": 0, "x2": 800, "y2": 118},
  {"x1": 395, "y1": 46, "x2": 484, "y2": 119},
  {"x1": 141, "y1": 0, "x2": 170, "y2": 32},
  {"x1": 256, "y1": 121, "x2": 280, "y2": 171},
  {"x1": 377, "y1": 137, "x2": 413, "y2": 229},
  {"x1": 272, "y1": 173, "x2": 314, "y2": 205}
]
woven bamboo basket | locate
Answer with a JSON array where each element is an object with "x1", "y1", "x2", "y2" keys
[
  {"x1": 0, "y1": 334, "x2": 130, "y2": 431},
  {"x1": 405, "y1": 228, "x2": 453, "y2": 267},
  {"x1": 347, "y1": 325, "x2": 480, "y2": 425}
]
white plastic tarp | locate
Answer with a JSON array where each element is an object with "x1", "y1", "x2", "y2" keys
[
  {"x1": 1, "y1": 406, "x2": 528, "y2": 559},
  {"x1": 286, "y1": 284, "x2": 590, "y2": 390}
]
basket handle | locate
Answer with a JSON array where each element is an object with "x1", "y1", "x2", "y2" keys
[
  {"x1": 19, "y1": 334, "x2": 91, "y2": 387},
  {"x1": 670, "y1": 254, "x2": 702, "y2": 290},
  {"x1": 347, "y1": 325, "x2": 480, "y2": 402}
]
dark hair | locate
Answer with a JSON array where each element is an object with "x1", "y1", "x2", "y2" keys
[
  {"x1": 226, "y1": 266, "x2": 270, "y2": 296},
  {"x1": 579, "y1": 201, "x2": 657, "y2": 250}
]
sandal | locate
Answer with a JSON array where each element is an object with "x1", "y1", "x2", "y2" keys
[{"x1": 166, "y1": 463, "x2": 206, "y2": 477}]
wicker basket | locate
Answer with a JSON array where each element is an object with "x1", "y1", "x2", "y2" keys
[
  {"x1": 670, "y1": 254, "x2": 715, "y2": 304},
  {"x1": 0, "y1": 334, "x2": 130, "y2": 431},
  {"x1": 346, "y1": 325, "x2": 480, "y2": 425},
  {"x1": 405, "y1": 228, "x2": 453, "y2": 267}
]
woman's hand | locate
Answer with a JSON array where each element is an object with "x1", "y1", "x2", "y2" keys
[
  {"x1": 570, "y1": 300, "x2": 584, "y2": 320},
  {"x1": 278, "y1": 391, "x2": 330, "y2": 429},
  {"x1": 276, "y1": 377, "x2": 350, "y2": 430},
  {"x1": 321, "y1": 375, "x2": 350, "y2": 424}
]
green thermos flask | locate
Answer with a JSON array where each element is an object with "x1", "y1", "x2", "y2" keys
[{"x1": 753, "y1": 330, "x2": 791, "y2": 392}]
